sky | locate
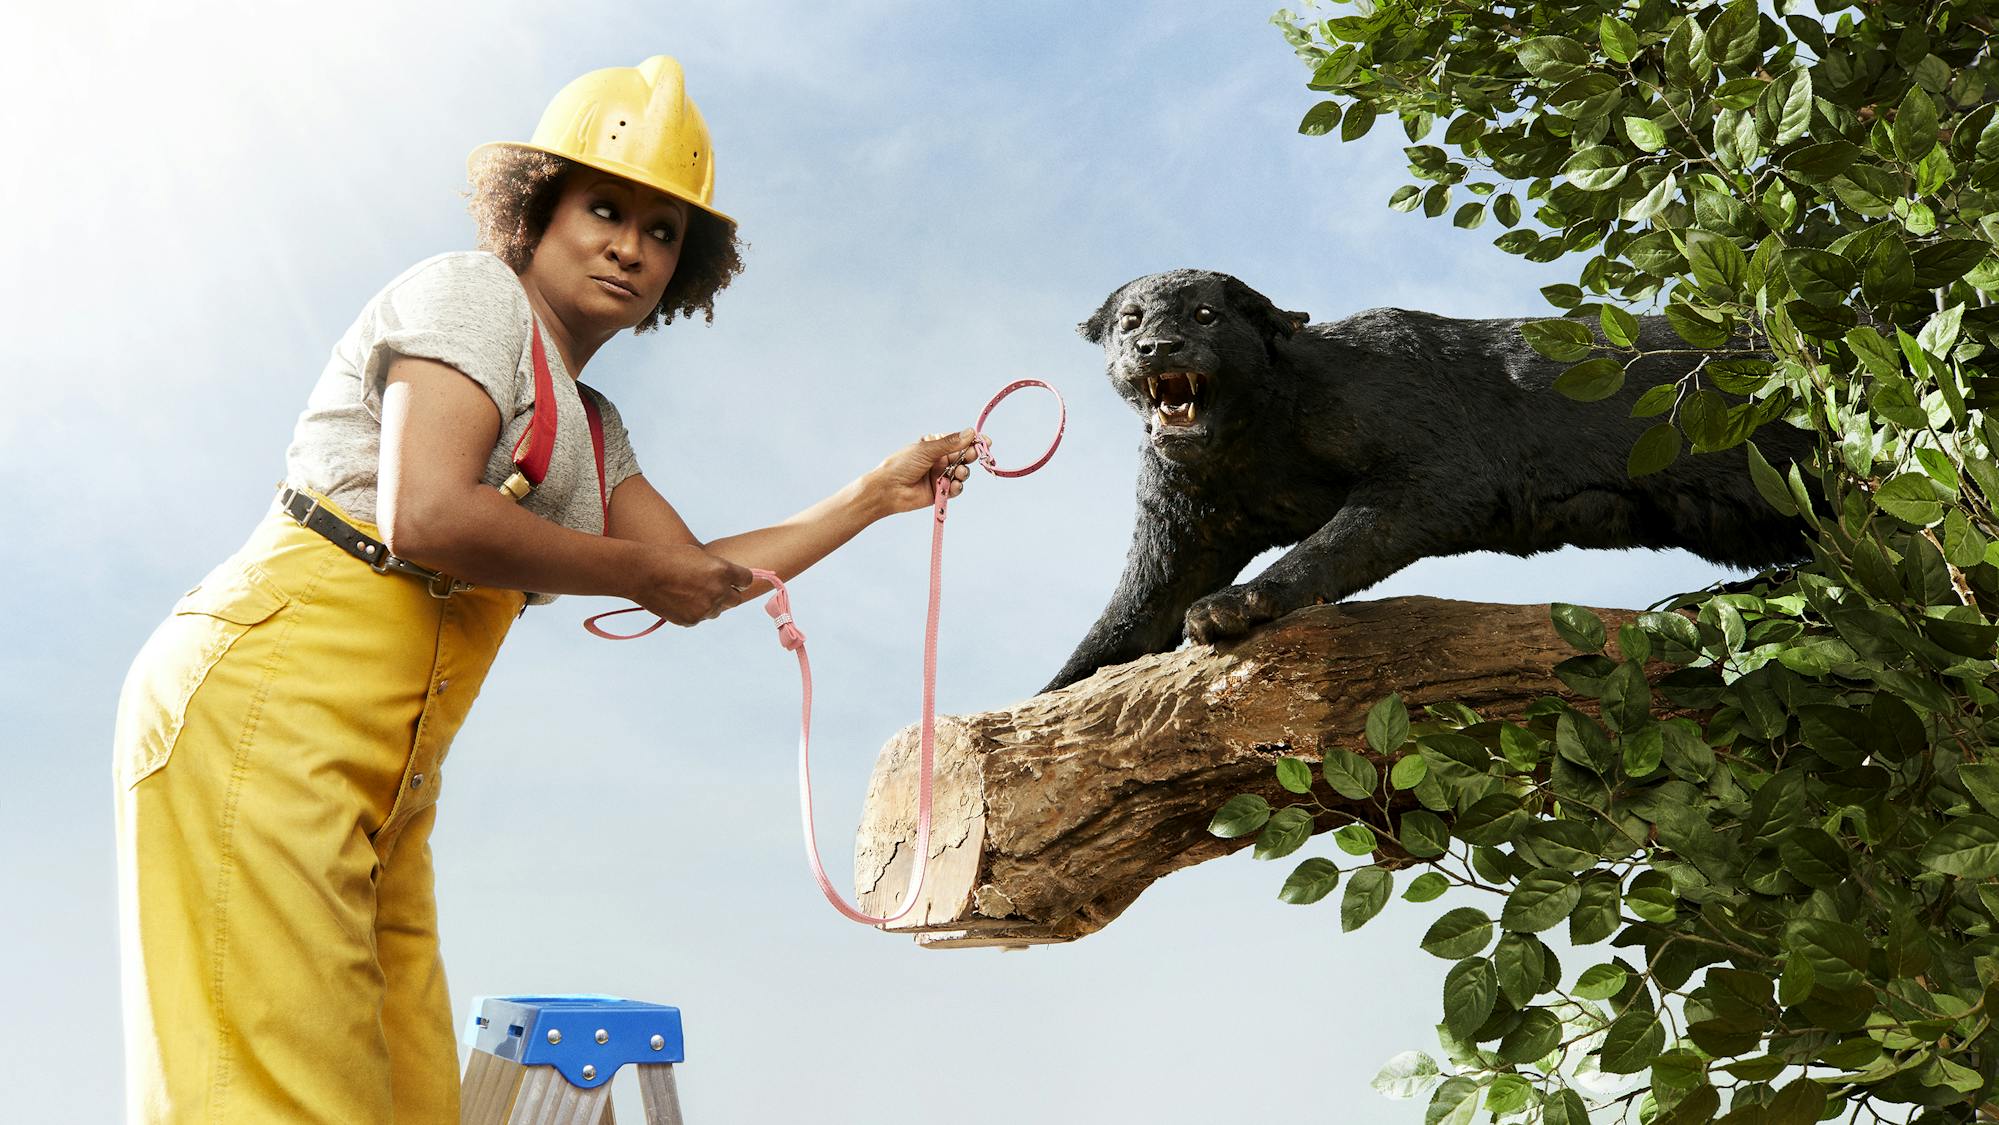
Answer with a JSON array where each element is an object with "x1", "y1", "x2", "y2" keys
[{"x1": 6, "y1": 2, "x2": 1748, "y2": 1121}]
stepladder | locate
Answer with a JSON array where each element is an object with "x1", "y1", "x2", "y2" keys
[{"x1": 460, "y1": 996, "x2": 686, "y2": 1124}]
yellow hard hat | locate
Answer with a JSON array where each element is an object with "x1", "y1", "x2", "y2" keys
[{"x1": 470, "y1": 55, "x2": 735, "y2": 228}]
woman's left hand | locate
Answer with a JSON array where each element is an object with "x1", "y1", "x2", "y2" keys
[{"x1": 869, "y1": 428, "x2": 984, "y2": 516}]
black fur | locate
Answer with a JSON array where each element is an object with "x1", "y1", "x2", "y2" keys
[{"x1": 1044, "y1": 269, "x2": 1816, "y2": 693}]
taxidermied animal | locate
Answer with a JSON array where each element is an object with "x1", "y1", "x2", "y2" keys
[{"x1": 1043, "y1": 269, "x2": 1815, "y2": 693}]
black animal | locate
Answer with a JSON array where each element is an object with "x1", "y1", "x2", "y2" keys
[{"x1": 1043, "y1": 269, "x2": 1815, "y2": 693}]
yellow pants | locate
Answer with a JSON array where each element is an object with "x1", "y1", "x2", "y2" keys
[{"x1": 115, "y1": 493, "x2": 524, "y2": 1123}]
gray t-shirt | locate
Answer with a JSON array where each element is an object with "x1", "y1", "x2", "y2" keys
[{"x1": 284, "y1": 250, "x2": 642, "y2": 604}]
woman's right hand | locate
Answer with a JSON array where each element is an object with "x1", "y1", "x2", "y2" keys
[{"x1": 631, "y1": 544, "x2": 757, "y2": 626}]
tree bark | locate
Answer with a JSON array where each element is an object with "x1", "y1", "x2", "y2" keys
[{"x1": 852, "y1": 595, "x2": 1653, "y2": 949}]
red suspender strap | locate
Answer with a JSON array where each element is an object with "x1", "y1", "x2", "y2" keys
[
  {"x1": 582, "y1": 392, "x2": 608, "y2": 528},
  {"x1": 510, "y1": 322, "x2": 561, "y2": 487},
  {"x1": 509, "y1": 320, "x2": 610, "y2": 533}
]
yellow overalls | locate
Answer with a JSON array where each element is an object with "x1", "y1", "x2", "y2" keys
[{"x1": 114, "y1": 487, "x2": 525, "y2": 1122}]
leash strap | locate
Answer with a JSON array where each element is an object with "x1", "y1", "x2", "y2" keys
[{"x1": 583, "y1": 379, "x2": 1066, "y2": 926}]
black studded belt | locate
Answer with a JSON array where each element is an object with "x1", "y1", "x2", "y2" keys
[{"x1": 276, "y1": 485, "x2": 471, "y2": 598}]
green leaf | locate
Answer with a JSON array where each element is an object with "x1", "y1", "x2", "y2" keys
[
  {"x1": 1600, "y1": 305, "x2": 1641, "y2": 348},
  {"x1": 1919, "y1": 302, "x2": 1965, "y2": 359},
  {"x1": 1517, "y1": 35, "x2": 1591, "y2": 82},
  {"x1": 1278, "y1": 856, "x2": 1341, "y2": 904},
  {"x1": 1323, "y1": 749, "x2": 1378, "y2": 801},
  {"x1": 1550, "y1": 603, "x2": 1606, "y2": 652},
  {"x1": 1298, "y1": 100, "x2": 1342, "y2": 137},
  {"x1": 1876, "y1": 472, "x2": 1945, "y2": 526},
  {"x1": 1522, "y1": 319, "x2": 1595, "y2": 362},
  {"x1": 1766, "y1": 68, "x2": 1814, "y2": 146},
  {"x1": 1600, "y1": 1010, "x2": 1666, "y2": 1073},
  {"x1": 1389, "y1": 185, "x2": 1423, "y2": 213},
  {"x1": 1493, "y1": 932, "x2": 1546, "y2": 1006},
  {"x1": 1391, "y1": 753, "x2": 1428, "y2": 789},
  {"x1": 1425, "y1": 1076, "x2": 1481, "y2": 1125},
  {"x1": 1502, "y1": 870, "x2": 1582, "y2": 933},
  {"x1": 1442, "y1": 956, "x2": 1497, "y2": 1039},
  {"x1": 1400, "y1": 810, "x2": 1450, "y2": 858},
  {"x1": 1665, "y1": 302, "x2": 1731, "y2": 347},
  {"x1": 1498, "y1": 1009, "x2": 1562, "y2": 1065},
  {"x1": 1623, "y1": 168, "x2": 1679, "y2": 221},
  {"x1": 1555, "y1": 358, "x2": 1625, "y2": 401},
  {"x1": 1895, "y1": 85, "x2": 1939, "y2": 162},
  {"x1": 1959, "y1": 767, "x2": 1999, "y2": 819},
  {"x1": 1451, "y1": 202, "x2": 1485, "y2": 230},
  {"x1": 1783, "y1": 248, "x2": 1858, "y2": 306},
  {"x1": 1575, "y1": 962, "x2": 1629, "y2": 1000},
  {"x1": 1920, "y1": 814, "x2": 1999, "y2": 878},
  {"x1": 1706, "y1": 0, "x2": 1760, "y2": 69},
  {"x1": 1209, "y1": 793, "x2": 1269, "y2": 838},
  {"x1": 1342, "y1": 866, "x2": 1393, "y2": 931},
  {"x1": 1423, "y1": 907, "x2": 1496, "y2": 959},
  {"x1": 1570, "y1": 874, "x2": 1621, "y2": 944},
  {"x1": 1367, "y1": 694, "x2": 1411, "y2": 754},
  {"x1": 1625, "y1": 115, "x2": 1667, "y2": 152},
  {"x1": 1254, "y1": 805, "x2": 1313, "y2": 860},
  {"x1": 1341, "y1": 99, "x2": 1377, "y2": 141},
  {"x1": 1333, "y1": 822, "x2": 1378, "y2": 855},
  {"x1": 1563, "y1": 146, "x2": 1629, "y2": 191},
  {"x1": 1275, "y1": 757, "x2": 1313, "y2": 794},
  {"x1": 1745, "y1": 442, "x2": 1798, "y2": 516},
  {"x1": 1628, "y1": 422, "x2": 1682, "y2": 478},
  {"x1": 1630, "y1": 382, "x2": 1679, "y2": 418},
  {"x1": 1786, "y1": 917, "x2": 1868, "y2": 990},
  {"x1": 1494, "y1": 193, "x2": 1521, "y2": 227},
  {"x1": 1599, "y1": 15, "x2": 1638, "y2": 63},
  {"x1": 1686, "y1": 230, "x2": 1749, "y2": 296},
  {"x1": 1404, "y1": 871, "x2": 1450, "y2": 902}
]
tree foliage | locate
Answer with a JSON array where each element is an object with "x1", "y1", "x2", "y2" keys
[{"x1": 1216, "y1": 1, "x2": 1999, "y2": 1121}]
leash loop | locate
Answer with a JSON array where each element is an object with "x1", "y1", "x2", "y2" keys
[{"x1": 580, "y1": 379, "x2": 1065, "y2": 927}]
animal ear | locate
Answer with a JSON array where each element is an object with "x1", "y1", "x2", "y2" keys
[
  {"x1": 1222, "y1": 276, "x2": 1308, "y2": 339},
  {"x1": 1078, "y1": 290, "x2": 1120, "y2": 345}
]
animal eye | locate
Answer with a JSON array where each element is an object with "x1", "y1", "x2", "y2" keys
[
  {"x1": 1118, "y1": 311, "x2": 1141, "y2": 332},
  {"x1": 1193, "y1": 306, "x2": 1216, "y2": 325}
]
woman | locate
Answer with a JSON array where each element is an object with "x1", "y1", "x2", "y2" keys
[{"x1": 113, "y1": 55, "x2": 982, "y2": 1122}]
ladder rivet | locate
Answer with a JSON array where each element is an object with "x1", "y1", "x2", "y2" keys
[
  {"x1": 595, "y1": 1028, "x2": 609, "y2": 1044},
  {"x1": 582, "y1": 1064, "x2": 597, "y2": 1081},
  {"x1": 650, "y1": 1034, "x2": 664, "y2": 1051},
  {"x1": 547, "y1": 1029, "x2": 562, "y2": 1045}
]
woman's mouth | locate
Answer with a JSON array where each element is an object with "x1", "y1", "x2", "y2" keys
[{"x1": 592, "y1": 276, "x2": 638, "y2": 300}]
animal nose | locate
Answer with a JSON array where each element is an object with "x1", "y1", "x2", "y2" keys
[{"x1": 1136, "y1": 337, "x2": 1183, "y2": 360}]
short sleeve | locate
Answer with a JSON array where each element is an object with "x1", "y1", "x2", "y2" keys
[
  {"x1": 584, "y1": 387, "x2": 643, "y2": 493},
  {"x1": 358, "y1": 252, "x2": 531, "y2": 423}
]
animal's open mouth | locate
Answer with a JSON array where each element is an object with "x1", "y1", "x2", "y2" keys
[{"x1": 1144, "y1": 371, "x2": 1209, "y2": 429}]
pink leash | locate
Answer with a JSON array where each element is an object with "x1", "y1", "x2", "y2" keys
[{"x1": 583, "y1": 379, "x2": 1066, "y2": 925}]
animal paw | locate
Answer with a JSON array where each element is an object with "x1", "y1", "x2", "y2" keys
[{"x1": 1185, "y1": 582, "x2": 1291, "y2": 644}]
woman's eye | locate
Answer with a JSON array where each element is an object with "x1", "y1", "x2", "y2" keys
[
  {"x1": 650, "y1": 227, "x2": 677, "y2": 243},
  {"x1": 1193, "y1": 306, "x2": 1216, "y2": 325},
  {"x1": 591, "y1": 203, "x2": 617, "y2": 221},
  {"x1": 1118, "y1": 312, "x2": 1141, "y2": 332}
]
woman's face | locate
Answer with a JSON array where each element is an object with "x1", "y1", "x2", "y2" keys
[{"x1": 525, "y1": 168, "x2": 690, "y2": 336}]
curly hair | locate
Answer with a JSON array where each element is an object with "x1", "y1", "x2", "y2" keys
[{"x1": 466, "y1": 147, "x2": 745, "y2": 330}]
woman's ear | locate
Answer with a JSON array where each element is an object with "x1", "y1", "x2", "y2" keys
[{"x1": 1222, "y1": 276, "x2": 1308, "y2": 340}]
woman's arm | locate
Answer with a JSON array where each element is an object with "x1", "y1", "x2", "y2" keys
[
  {"x1": 378, "y1": 356, "x2": 751, "y2": 624},
  {"x1": 607, "y1": 430, "x2": 984, "y2": 609}
]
